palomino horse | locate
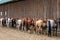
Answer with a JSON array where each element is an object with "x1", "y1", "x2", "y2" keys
[
  {"x1": 35, "y1": 18, "x2": 43, "y2": 34},
  {"x1": 35, "y1": 18, "x2": 47, "y2": 34}
]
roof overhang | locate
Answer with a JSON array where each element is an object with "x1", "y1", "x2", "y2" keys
[{"x1": 0, "y1": 0, "x2": 25, "y2": 5}]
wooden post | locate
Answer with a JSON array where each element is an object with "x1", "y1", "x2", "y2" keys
[
  {"x1": 43, "y1": 0, "x2": 47, "y2": 18},
  {"x1": 57, "y1": 0, "x2": 59, "y2": 29},
  {"x1": 57, "y1": 0, "x2": 59, "y2": 18}
]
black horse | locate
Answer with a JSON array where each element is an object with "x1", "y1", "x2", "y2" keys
[
  {"x1": 53, "y1": 18, "x2": 60, "y2": 36},
  {"x1": 11, "y1": 18, "x2": 16, "y2": 28},
  {"x1": 2, "y1": 18, "x2": 7, "y2": 27}
]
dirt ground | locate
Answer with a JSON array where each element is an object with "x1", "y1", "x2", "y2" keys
[{"x1": 0, "y1": 26, "x2": 60, "y2": 40}]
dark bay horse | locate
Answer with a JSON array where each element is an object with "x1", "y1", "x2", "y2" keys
[
  {"x1": 11, "y1": 18, "x2": 16, "y2": 28},
  {"x1": 2, "y1": 18, "x2": 7, "y2": 27}
]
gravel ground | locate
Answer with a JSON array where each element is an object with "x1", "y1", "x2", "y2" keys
[{"x1": 0, "y1": 26, "x2": 60, "y2": 40}]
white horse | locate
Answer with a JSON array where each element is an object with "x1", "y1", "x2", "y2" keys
[
  {"x1": 6, "y1": 18, "x2": 11, "y2": 27},
  {"x1": 0, "y1": 18, "x2": 4, "y2": 26},
  {"x1": 47, "y1": 19, "x2": 56, "y2": 31},
  {"x1": 16, "y1": 19, "x2": 22, "y2": 30}
]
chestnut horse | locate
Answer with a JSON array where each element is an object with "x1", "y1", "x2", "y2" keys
[
  {"x1": 27, "y1": 18, "x2": 35, "y2": 33},
  {"x1": 22, "y1": 18, "x2": 28, "y2": 31}
]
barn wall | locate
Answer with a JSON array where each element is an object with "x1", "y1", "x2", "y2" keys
[{"x1": 0, "y1": 0, "x2": 59, "y2": 18}]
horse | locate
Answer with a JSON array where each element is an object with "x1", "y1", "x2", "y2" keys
[
  {"x1": 42, "y1": 18, "x2": 47, "y2": 34},
  {"x1": 6, "y1": 18, "x2": 11, "y2": 27},
  {"x1": 2, "y1": 18, "x2": 7, "y2": 27},
  {"x1": 51, "y1": 19, "x2": 58, "y2": 36},
  {"x1": 11, "y1": 18, "x2": 16, "y2": 28},
  {"x1": 16, "y1": 18, "x2": 22, "y2": 30},
  {"x1": 22, "y1": 17, "x2": 28, "y2": 31},
  {"x1": 27, "y1": 18, "x2": 32, "y2": 30},
  {"x1": 35, "y1": 18, "x2": 47, "y2": 34},
  {"x1": 27, "y1": 18, "x2": 35, "y2": 33},
  {"x1": 0, "y1": 18, "x2": 4, "y2": 26},
  {"x1": 35, "y1": 18, "x2": 43, "y2": 34}
]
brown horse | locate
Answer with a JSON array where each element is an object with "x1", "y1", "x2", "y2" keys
[
  {"x1": 22, "y1": 17, "x2": 28, "y2": 31},
  {"x1": 2, "y1": 18, "x2": 7, "y2": 27},
  {"x1": 42, "y1": 18, "x2": 47, "y2": 34},
  {"x1": 27, "y1": 18, "x2": 32, "y2": 29},
  {"x1": 27, "y1": 18, "x2": 35, "y2": 33},
  {"x1": 11, "y1": 18, "x2": 16, "y2": 28}
]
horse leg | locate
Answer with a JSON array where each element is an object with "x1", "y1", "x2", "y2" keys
[
  {"x1": 38, "y1": 28, "x2": 40, "y2": 34},
  {"x1": 24, "y1": 26, "x2": 27, "y2": 32},
  {"x1": 21, "y1": 25, "x2": 24, "y2": 31},
  {"x1": 34, "y1": 26, "x2": 36, "y2": 34},
  {"x1": 52, "y1": 27, "x2": 55, "y2": 36},
  {"x1": 20, "y1": 24, "x2": 22, "y2": 30},
  {"x1": 34, "y1": 25, "x2": 37, "y2": 33},
  {"x1": 17, "y1": 24, "x2": 20, "y2": 30},
  {"x1": 29, "y1": 25, "x2": 32, "y2": 33},
  {"x1": 30, "y1": 25, "x2": 34, "y2": 34},
  {"x1": 56, "y1": 27, "x2": 57, "y2": 36},
  {"x1": 41, "y1": 27, "x2": 43, "y2": 34},
  {"x1": 37, "y1": 26, "x2": 40, "y2": 35},
  {"x1": 44, "y1": 29, "x2": 47, "y2": 35},
  {"x1": 35, "y1": 26, "x2": 37, "y2": 34},
  {"x1": 36, "y1": 26, "x2": 38, "y2": 34}
]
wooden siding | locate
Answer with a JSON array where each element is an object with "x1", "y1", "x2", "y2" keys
[{"x1": 0, "y1": 0, "x2": 59, "y2": 18}]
